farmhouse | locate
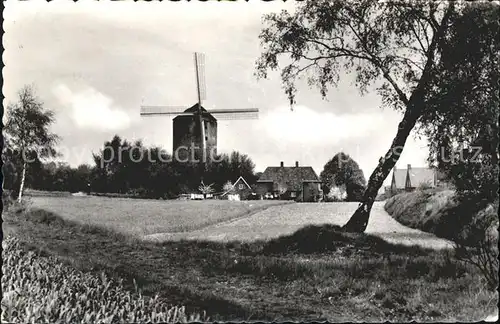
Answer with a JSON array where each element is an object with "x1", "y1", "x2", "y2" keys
[
  {"x1": 391, "y1": 164, "x2": 437, "y2": 193},
  {"x1": 256, "y1": 161, "x2": 322, "y2": 202},
  {"x1": 221, "y1": 176, "x2": 253, "y2": 200}
]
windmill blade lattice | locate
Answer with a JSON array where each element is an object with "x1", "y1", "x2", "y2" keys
[
  {"x1": 212, "y1": 112, "x2": 259, "y2": 120},
  {"x1": 195, "y1": 52, "x2": 207, "y2": 101},
  {"x1": 140, "y1": 106, "x2": 188, "y2": 116},
  {"x1": 208, "y1": 108, "x2": 259, "y2": 120}
]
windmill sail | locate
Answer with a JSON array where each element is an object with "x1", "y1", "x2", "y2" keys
[
  {"x1": 195, "y1": 52, "x2": 207, "y2": 101},
  {"x1": 140, "y1": 106, "x2": 188, "y2": 116},
  {"x1": 141, "y1": 106, "x2": 259, "y2": 119},
  {"x1": 140, "y1": 51, "x2": 260, "y2": 167}
]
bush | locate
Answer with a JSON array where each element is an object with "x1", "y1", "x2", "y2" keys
[
  {"x1": 1, "y1": 237, "x2": 208, "y2": 323},
  {"x1": 385, "y1": 190, "x2": 499, "y2": 290},
  {"x1": 417, "y1": 180, "x2": 434, "y2": 191},
  {"x1": 2, "y1": 190, "x2": 16, "y2": 210},
  {"x1": 450, "y1": 200, "x2": 499, "y2": 290},
  {"x1": 325, "y1": 185, "x2": 347, "y2": 202},
  {"x1": 346, "y1": 182, "x2": 365, "y2": 202},
  {"x1": 2, "y1": 192, "x2": 33, "y2": 214},
  {"x1": 376, "y1": 190, "x2": 398, "y2": 201},
  {"x1": 320, "y1": 152, "x2": 367, "y2": 202}
]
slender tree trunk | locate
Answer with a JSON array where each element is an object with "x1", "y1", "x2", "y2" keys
[
  {"x1": 17, "y1": 162, "x2": 27, "y2": 203},
  {"x1": 341, "y1": 0, "x2": 455, "y2": 233},
  {"x1": 342, "y1": 99, "x2": 424, "y2": 233}
]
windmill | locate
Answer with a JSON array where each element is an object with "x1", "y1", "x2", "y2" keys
[{"x1": 140, "y1": 52, "x2": 259, "y2": 170}]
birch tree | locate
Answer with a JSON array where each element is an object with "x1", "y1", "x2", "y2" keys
[
  {"x1": 4, "y1": 85, "x2": 59, "y2": 202},
  {"x1": 198, "y1": 181, "x2": 215, "y2": 199},
  {"x1": 255, "y1": 0, "x2": 460, "y2": 232}
]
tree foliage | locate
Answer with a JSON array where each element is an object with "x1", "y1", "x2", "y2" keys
[
  {"x1": 3, "y1": 85, "x2": 59, "y2": 200},
  {"x1": 15, "y1": 132, "x2": 259, "y2": 200},
  {"x1": 88, "y1": 135, "x2": 258, "y2": 198},
  {"x1": 411, "y1": 4, "x2": 498, "y2": 289},
  {"x1": 198, "y1": 182, "x2": 215, "y2": 197},
  {"x1": 255, "y1": 0, "x2": 482, "y2": 232},
  {"x1": 320, "y1": 152, "x2": 366, "y2": 201},
  {"x1": 416, "y1": 4, "x2": 499, "y2": 204},
  {"x1": 223, "y1": 181, "x2": 235, "y2": 194},
  {"x1": 256, "y1": 0, "x2": 455, "y2": 107}
]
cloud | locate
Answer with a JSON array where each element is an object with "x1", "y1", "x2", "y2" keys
[
  {"x1": 5, "y1": 3, "x2": 431, "y2": 184},
  {"x1": 52, "y1": 84, "x2": 131, "y2": 131},
  {"x1": 258, "y1": 105, "x2": 385, "y2": 146}
]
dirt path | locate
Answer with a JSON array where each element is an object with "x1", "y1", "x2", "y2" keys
[{"x1": 143, "y1": 202, "x2": 453, "y2": 249}]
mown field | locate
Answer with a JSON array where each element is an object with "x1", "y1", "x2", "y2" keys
[
  {"x1": 27, "y1": 196, "x2": 288, "y2": 237},
  {"x1": 144, "y1": 202, "x2": 453, "y2": 250},
  {"x1": 3, "y1": 199, "x2": 498, "y2": 322}
]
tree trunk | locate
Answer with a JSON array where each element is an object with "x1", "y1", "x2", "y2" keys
[
  {"x1": 17, "y1": 162, "x2": 27, "y2": 203},
  {"x1": 342, "y1": 101, "x2": 423, "y2": 233},
  {"x1": 340, "y1": 0, "x2": 457, "y2": 233}
]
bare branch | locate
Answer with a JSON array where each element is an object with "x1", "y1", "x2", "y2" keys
[{"x1": 346, "y1": 21, "x2": 410, "y2": 105}]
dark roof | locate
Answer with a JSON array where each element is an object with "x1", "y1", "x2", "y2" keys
[
  {"x1": 392, "y1": 167, "x2": 436, "y2": 189},
  {"x1": 233, "y1": 176, "x2": 252, "y2": 189},
  {"x1": 173, "y1": 104, "x2": 217, "y2": 122},
  {"x1": 221, "y1": 176, "x2": 252, "y2": 197},
  {"x1": 408, "y1": 168, "x2": 436, "y2": 187},
  {"x1": 257, "y1": 166, "x2": 321, "y2": 191},
  {"x1": 392, "y1": 169, "x2": 407, "y2": 189}
]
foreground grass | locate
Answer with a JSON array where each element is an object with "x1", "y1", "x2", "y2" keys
[
  {"x1": 3, "y1": 203, "x2": 498, "y2": 321},
  {"x1": 1, "y1": 237, "x2": 207, "y2": 323},
  {"x1": 28, "y1": 196, "x2": 288, "y2": 237}
]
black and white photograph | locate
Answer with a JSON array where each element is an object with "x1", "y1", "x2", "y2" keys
[{"x1": 1, "y1": 0, "x2": 498, "y2": 322}]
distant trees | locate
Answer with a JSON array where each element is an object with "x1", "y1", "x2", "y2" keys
[
  {"x1": 85, "y1": 135, "x2": 258, "y2": 198},
  {"x1": 223, "y1": 181, "x2": 235, "y2": 194},
  {"x1": 3, "y1": 85, "x2": 59, "y2": 202},
  {"x1": 25, "y1": 138, "x2": 259, "y2": 199},
  {"x1": 206, "y1": 151, "x2": 257, "y2": 191},
  {"x1": 27, "y1": 162, "x2": 92, "y2": 193},
  {"x1": 1, "y1": 88, "x2": 257, "y2": 200},
  {"x1": 320, "y1": 153, "x2": 366, "y2": 202}
]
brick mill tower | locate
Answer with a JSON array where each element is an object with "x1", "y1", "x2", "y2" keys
[
  {"x1": 140, "y1": 52, "x2": 259, "y2": 170},
  {"x1": 173, "y1": 104, "x2": 217, "y2": 162}
]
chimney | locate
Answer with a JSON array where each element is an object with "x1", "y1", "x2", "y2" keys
[
  {"x1": 295, "y1": 161, "x2": 299, "y2": 167},
  {"x1": 407, "y1": 164, "x2": 411, "y2": 170},
  {"x1": 280, "y1": 161, "x2": 284, "y2": 167}
]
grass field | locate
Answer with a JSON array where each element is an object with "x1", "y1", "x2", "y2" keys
[
  {"x1": 3, "y1": 200, "x2": 497, "y2": 322},
  {"x1": 145, "y1": 202, "x2": 454, "y2": 250},
  {"x1": 27, "y1": 196, "x2": 289, "y2": 237}
]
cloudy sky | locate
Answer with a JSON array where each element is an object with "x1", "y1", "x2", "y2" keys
[{"x1": 3, "y1": 0, "x2": 430, "y2": 185}]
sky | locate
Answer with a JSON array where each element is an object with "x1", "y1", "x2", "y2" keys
[{"x1": 3, "y1": 0, "x2": 430, "y2": 186}]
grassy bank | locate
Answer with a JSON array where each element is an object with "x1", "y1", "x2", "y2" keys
[
  {"x1": 384, "y1": 189, "x2": 456, "y2": 237},
  {"x1": 384, "y1": 189, "x2": 499, "y2": 242},
  {"x1": 2, "y1": 202, "x2": 497, "y2": 321},
  {"x1": 384, "y1": 189, "x2": 499, "y2": 291}
]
